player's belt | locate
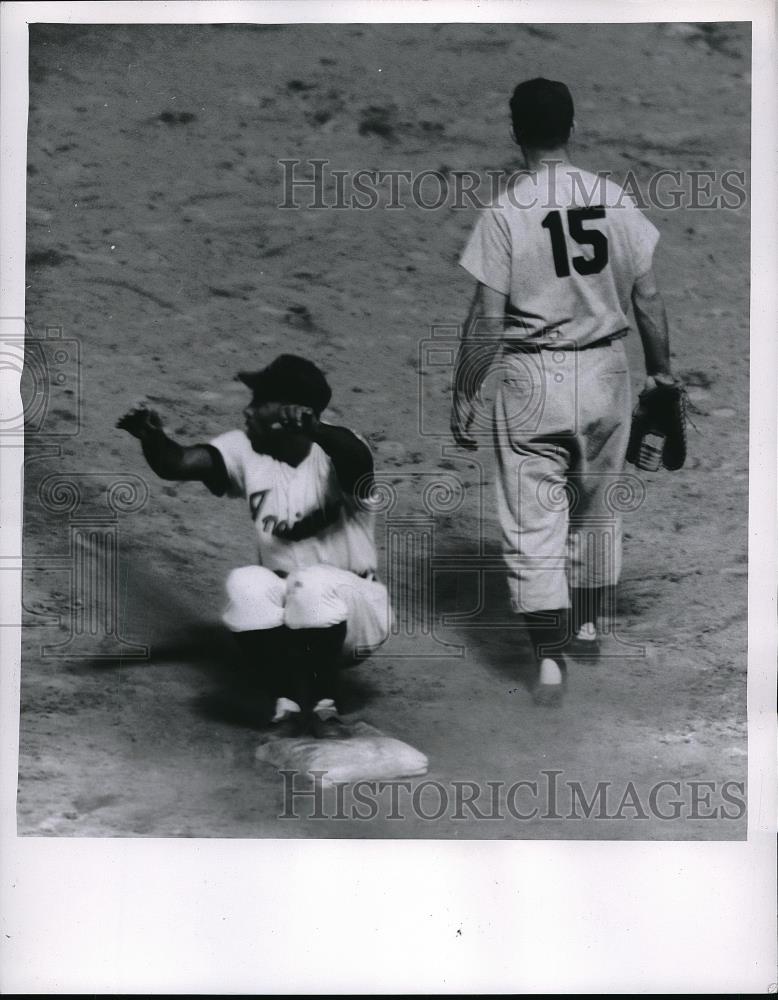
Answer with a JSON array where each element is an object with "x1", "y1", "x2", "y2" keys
[
  {"x1": 503, "y1": 331, "x2": 627, "y2": 353},
  {"x1": 273, "y1": 568, "x2": 377, "y2": 581}
]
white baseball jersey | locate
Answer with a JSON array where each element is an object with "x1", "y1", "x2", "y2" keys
[
  {"x1": 460, "y1": 165, "x2": 661, "y2": 614},
  {"x1": 209, "y1": 429, "x2": 378, "y2": 577},
  {"x1": 460, "y1": 166, "x2": 659, "y2": 347}
]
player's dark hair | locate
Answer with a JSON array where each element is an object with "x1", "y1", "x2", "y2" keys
[
  {"x1": 238, "y1": 354, "x2": 332, "y2": 414},
  {"x1": 509, "y1": 78, "x2": 574, "y2": 149}
]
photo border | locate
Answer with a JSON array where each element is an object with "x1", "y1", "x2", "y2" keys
[{"x1": 1, "y1": 0, "x2": 775, "y2": 993}]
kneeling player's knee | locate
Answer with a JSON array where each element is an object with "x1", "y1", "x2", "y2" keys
[
  {"x1": 224, "y1": 565, "x2": 283, "y2": 603},
  {"x1": 223, "y1": 565, "x2": 286, "y2": 632},
  {"x1": 284, "y1": 566, "x2": 349, "y2": 630}
]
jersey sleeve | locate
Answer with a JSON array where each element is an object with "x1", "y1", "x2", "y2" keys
[
  {"x1": 621, "y1": 199, "x2": 660, "y2": 278},
  {"x1": 206, "y1": 429, "x2": 250, "y2": 499},
  {"x1": 459, "y1": 207, "x2": 512, "y2": 294}
]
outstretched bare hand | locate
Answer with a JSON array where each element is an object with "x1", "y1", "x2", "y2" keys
[{"x1": 116, "y1": 405, "x2": 164, "y2": 439}]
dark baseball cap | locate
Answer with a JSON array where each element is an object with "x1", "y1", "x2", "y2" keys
[{"x1": 237, "y1": 354, "x2": 332, "y2": 414}]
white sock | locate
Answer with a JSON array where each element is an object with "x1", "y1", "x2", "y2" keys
[
  {"x1": 313, "y1": 698, "x2": 338, "y2": 718},
  {"x1": 272, "y1": 697, "x2": 301, "y2": 722},
  {"x1": 575, "y1": 622, "x2": 597, "y2": 641},
  {"x1": 538, "y1": 658, "x2": 563, "y2": 686}
]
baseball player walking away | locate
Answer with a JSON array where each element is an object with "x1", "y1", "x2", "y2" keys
[
  {"x1": 451, "y1": 78, "x2": 681, "y2": 705},
  {"x1": 118, "y1": 354, "x2": 390, "y2": 737}
]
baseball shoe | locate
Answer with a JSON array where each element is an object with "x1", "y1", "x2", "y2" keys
[
  {"x1": 310, "y1": 699, "x2": 351, "y2": 740},
  {"x1": 267, "y1": 713, "x2": 306, "y2": 740},
  {"x1": 532, "y1": 657, "x2": 567, "y2": 707},
  {"x1": 567, "y1": 624, "x2": 601, "y2": 659},
  {"x1": 265, "y1": 697, "x2": 305, "y2": 739}
]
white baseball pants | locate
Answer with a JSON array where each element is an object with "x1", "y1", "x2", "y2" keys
[
  {"x1": 222, "y1": 563, "x2": 391, "y2": 657},
  {"x1": 493, "y1": 339, "x2": 633, "y2": 613}
]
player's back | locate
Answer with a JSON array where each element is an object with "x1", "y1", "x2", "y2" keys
[{"x1": 460, "y1": 165, "x2": 659, "y2": 347}]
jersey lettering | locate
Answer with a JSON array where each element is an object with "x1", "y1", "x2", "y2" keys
[
  {"x1": 274, "y1": 500, "x2": 343, "y2": 541},
  {"x1": 251, "y1": 490, "x2": 343, "y2": 541},
  {"x1": 541, "y1": 207, "x2": 609, "y2": 278}
]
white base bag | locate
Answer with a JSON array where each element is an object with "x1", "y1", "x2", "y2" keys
[{"x1": 255, "y1": 721, "x2": 428, "y2": 785}]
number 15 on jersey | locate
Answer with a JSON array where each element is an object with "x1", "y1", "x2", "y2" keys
[{"x1": 541, "y1": 207, "x2": 609, "y2": 277}]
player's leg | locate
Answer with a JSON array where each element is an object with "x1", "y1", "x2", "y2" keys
[
  {"x1": 283, "y1": 564, "x2": 352, "y2": 735},
  {"x1": 569, "y1": 585, "x2": 607, "y2": 653},
  {"x1": 494, "y1": 369, "x2": 571, "y2": 704},
  {"x1": 222, "y1": 565, "x2": 305, "y2": 731},
  {"x1": 284, "y1": 566, "x2": 391, "y2": 736},
  {"x1": 567, "y1": 342, "x2": 632, "y2": 655},
  {"x1": 334, "y1": 573, "x2": 392, "y2": 661}
]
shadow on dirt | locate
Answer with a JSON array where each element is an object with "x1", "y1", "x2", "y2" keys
[
  {"x1": 428, "y1": 535, "x2": 538, "y2": 693},
  {"x1": 70, "y1": 530, "x2": 651, "y2": 721},
  {"x1": 68, "y1": 534, "x2": 384, "y2": 730},
  {"x1": 79, "y1": 611, "x2": 382, "y2": 730}
]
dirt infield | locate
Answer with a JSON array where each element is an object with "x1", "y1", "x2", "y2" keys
[{"x1": 18, "y1": 22, "x2": 750, "y2": 838}]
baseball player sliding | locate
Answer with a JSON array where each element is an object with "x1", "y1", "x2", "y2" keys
[
  {"x1": 451, "y1": 78, "x2": 682, "y2": 705},
  {"x1": 118, "y1": 354, "x2": 390, "y2": 738}
]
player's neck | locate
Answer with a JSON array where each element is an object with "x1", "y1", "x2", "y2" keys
[{"x1": 522, "y1": 146, "x2": 572, "y2": 172}]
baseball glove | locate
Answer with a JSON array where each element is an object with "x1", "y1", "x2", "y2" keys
[{"x1": 626, "y1": 377, "x2": 687, "y2": 472}]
